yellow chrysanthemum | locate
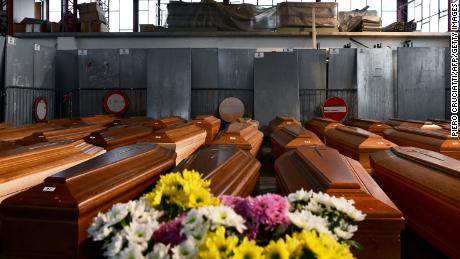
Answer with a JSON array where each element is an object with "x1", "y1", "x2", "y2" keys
[
  {"x1": 263, "y1": 239, "x2": 289, "y2": 259},
  {"x1": 199, "y1": 227, "x2": 238, "y2": 259},
  {"x1": 233, "y1": 238, "x2": 264, "y2": 259},
  {"x1": 292, "y1": 230, "x2": 355, "y2": 259},
  {"x1": 285, "y1": 235, "x2": 301, "y2": 257}
]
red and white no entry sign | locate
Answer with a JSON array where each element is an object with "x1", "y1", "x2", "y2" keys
[
  {"x1": 34, "y1": 97, "x2": 48, "y2": 122},
  {"x1": 322, "y1": 96, "x2": 348, "y2": 121},
  {"x1": 103, "y1": 91, "x2": 129, "y2": 116}
]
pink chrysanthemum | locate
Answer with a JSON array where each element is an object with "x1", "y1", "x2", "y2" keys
[{"x1": 152, "y1": 215, "x2": 186, "y2": 246}]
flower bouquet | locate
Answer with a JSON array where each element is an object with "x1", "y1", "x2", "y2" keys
[{"x1": 88, "y1": 170, "x2": 365, "y2": 259}]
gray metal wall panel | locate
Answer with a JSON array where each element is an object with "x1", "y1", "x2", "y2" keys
[
  {"x1": 4, "y1": 88, "x2": 55, "y2": 126},
  {"x1": 34, "y1": 44, "x2": 56, "y2": 89},
  {"x1": 5, "y1": 37, "x2": 34, "y2": 88},
  {"x1": 78, "y1": 49, "x2": 120, "y2": 89},
  {"x1": 299, "y1": 89, "x2": 326, "y2": 122},
  {"x1": 397, "y1": 47, "x2": 446, "y2": 120},
  {"x1": 357, "y1": 49, "x2": 394, "y2": 121},
  {"x1": 298, "y1": 49, "x2": 327, "y2": 90},
  {"x1": 0, "y1": 36, "x2": 5, "y2": 88},
  {"x1": 445, "y1": 48, "x2": 451, "y2": 120},
  {"x1": 147, "y1": 49, "x2": 191, "y2": 119},
  {"x1": 56, "y1": 50, "x2": 78, "y2": 94},
  {"x1": 218, "y1": 49, "x2": 255, "y2": 89},
  {"x1": 328, "y1": 48, "x2": 357, "y2": 90},
  {"x1": 254, "y1": 52, "x2": 299, "y2": 132},
  {"x1": 192, "y1": 48, "x2": 218, "y2": 89},
  {"x1": 120, "y1": 49, "x2": 147, "y2": 89}
]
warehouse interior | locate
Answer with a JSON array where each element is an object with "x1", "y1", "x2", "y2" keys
[{"x1": 0, "y1": 0, "x2": 456, "y2": 259}]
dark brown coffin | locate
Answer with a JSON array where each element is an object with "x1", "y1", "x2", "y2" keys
[
  {"x1": 325, "y1": 126, "x2": 397, "y2": 173},
  {"x1": 428, "y1": 118, "x2": 451, "y2": 130},
  {"x1": 212, "y1": 122, "x2": 264, "y2": 157},
  {"x1": 15, "y1": 124, "x2": 106, "y2": 146},
  {"x1": 270, "y1": 125, "x2": 323, "y2": 158},
  {"x1": 0, "y1": 123, "x2": 61, "y2": 141},
  {"x1": 174, "y1": 144, "x2": 261, "y2": 196},
  {"x1": 1, "y1": 143, "x2": 176, "y2": 258},
  {"x1": 268, "y1": 116, "x2": 302, "y2": 133},
  {"x1": 237, "y1": 117, "x2": 260, "y2": 129},
  {"x1": 147, "y1": 116, "x2": 187, "y2": 131},
  {"x1": 275, "y1": 145, "x2": 404, "y2": 259},
  {"x1": 343, "y1": 118, "x2": 392, "y2": 136},
  {"x1": 0, "y1": 141, "x2": 17, "y2": 152},
  {"x1": 386, "y1": 118, "x2": 442, "y2": 130},
  {"x1": 80, "y1": 115, "x2": 115, "y2": 125},
  {"x1": 304, "y1": 117, "x2": 342, "y2": 142},
  {"x1": 383, "y1": 126, "x2": 460, "y2": 159},
  {"x1": 0, "y1": 140, "x2": 105, "y2": 202},
  {"x1": 48, "y1": 118, "x2": 84, "y2": 127},
  {"x1": 0, "y1": 122, "x2": 9, "y2": 129},
  {"x1": 191, "y1": 115, "x2": 221, "y2": 145},
  {"x1": 106, "y1": 116, "x2": 156, "y2": 128},
  {"x1": 84, "y1": 125, "x2": 153, "y2": 150},
  {"x1": 370, "y1": 147, "x2": 460, "y2": 258},
  {"x1": 139, "y1": 123, "x2": 207, "y2": 165}
]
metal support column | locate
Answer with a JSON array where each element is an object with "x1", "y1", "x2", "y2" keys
[
  {"x1": 133, "y1": 0, "x2": 139, "y2": 32},
  {"x1": 61, "y1": 0, "x2": 78, "y2": 32},
  {"x1": 397, "y1": 0, "x2": 408, "y2": 22},
  {"x1": 0, "y1": 0, "x2": 13, "y2": 35}
]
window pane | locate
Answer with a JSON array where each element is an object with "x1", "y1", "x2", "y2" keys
[
  {"x1": 382, "y1": 0, "x2": 396, "y2": 11},
  {"x1": 421, "y1": 22, "x2": 430, "y2": 32},
  {"x1": 381, "y1": 11, "x2": 396, "y2": 26},
  {"x1": 111, "y1": 0, "x2": 120, "y2": 11},
  {"x1": 408, "y1": 2, "x2": 414, "y2": 21},
  {"x1": 440, "y1": 0, "x2": 448, "y2": 11},
  {"x1": 49, "y1": 12, "x2": 61, "y2": 22},
  {"x1": 119, "y1": 1, "x2": 133, "y2": 30},
  {"x1": 430, "y1": 18, "x2": 438, "y2": 32},
  {"x1": 351, "y1": 0, "x2": 366, "y2": 10},
  {"x1": 273, "y1": 0, "x2": 286, "y2": 4},
  {"x1": 109, "y1": 12, "x2": 119, "y2": 31},
  {"x1": 415, "y1": 5, "x2": 421, "y2": 21},
  {"x1": 423, "y1": 0, "x2": 430, "y2": 19},
  {"x1": 258, "y1": 0, "x2": 273, "y2": 6},
  {"x1": 366, "y1": 0, "x2": 381, "y2": 16},
  {"x1": 139, "y1": 10, "x2": 149, "y2": 24},
  {"x1": 336, "y1": 0, "x2": 350, "y2": 12},
  {"x1": 439, "y1": 15, "x2": 448, "y2": 32},
  {"x1": 139, "y1": 0, "x2": 149, "y2": 10}
]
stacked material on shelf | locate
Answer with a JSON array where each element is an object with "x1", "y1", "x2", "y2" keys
[
  {"x1": 277, "y1": 2, "x2": 338, "y2": 29},
  {"x1": 304, "y1": 117, "x2": 342, "y2": 142},
  {"x1": 1, "y1": 144, "x2": 175, "y2": 258},
  {"x1": 339, "y1": 9, "x2": 378, "y2": 32},
  {"x1": 371, "y1": 146, "x2": 460, "y2": 258},
  {"x1": 0, "y1": 140, "x2": 105, "y2": 202},
  {"x1": 360, "y1": 15, "x2": 381, "y2": 32},
  {"x1": 146, "y1": 116, "x2": 187, "y2": 131},
  {"x1": 84, "y1": 125, "x2": 153, "y2": 150},
  {"x1": 383, "y1": 126, "x2": 460, "y2": 159},
  {"x1": 140, "y1": 123, "x2": 207, "y2": 165},
  {"x1": 213, "y1": 122, "x2": 264, "y2": 157},
  {"x1": 0, "y1": 123, "x2": 61, "y2": 141},
  {"x1": 174, "y1": 144, "x2": 261, "y2": 196},
  {"x1": 325, "y1": 125, "x2": 397, "y2": 173},
  {"x1": 382, "y1": 20, "x2": 417, "y2": 32},
  {"x1": 275, "y1": 145, "x2": 404, "y2": 259},
  {"x1": 270, "y1": 124, "x2": 323, "y2": 158},
  {"x1": 269, "y1": 116, "x2": 302, "y2": 133},
  {"x1": 343, "y1": 118, "x2": 392, "y2": 136},
  {"x1": 386, "y1": 118, "x2": 442, "y2": 130},
  {"x1": 191, "y1": 115, "x2": 221, "y2": 145}
]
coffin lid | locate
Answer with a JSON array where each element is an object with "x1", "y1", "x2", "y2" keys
[
  {"x1": 149, "y1": 123, "x2": 205, "y2": 143},
  {"x1": 391, "y1": 146, "x2": 460, "y2": 178},
  {"x1": 0, "y1": 140, "x2": 74, "y2": 158},
  {"x1": 348, "y1": 118, "x2": 382, "y2": 123},
  {"x1": 428, "y1": 118, "x2": 450, "y2": 124},
  {"x1": 388, "y1": 118, "x2": 433, "y2": 125},
  {"x1": 192, "y1": 115, "x2": 221, "y2": 125},
  {"x1": 281, "y1": 125, "x2": 315, "y2": 138},
  {"x1": 312, "y1": 117, "x2": 339, "y2": 123},
  {"x1": 335, "y1": 125, "x2": 380, "y2": 138},
  {"x1": 393, "y1": 126, "x2": 453, "y2": 140},
  {"x1": 92, "y1": 125, "x2": 152, "y2": 142},
  {"x1": 225, "y1": 122, "x2": 253, "y2": 135}
]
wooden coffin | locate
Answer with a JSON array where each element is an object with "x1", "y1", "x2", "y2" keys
[
  {"x1": 0, "y1": 140, "x2": 105, "y2": 202},
  {"x1": 80, "y1": 115, "x2": 115, "y2": 125},
  {"x1": 343, "y1": 118, "x2": 392, "y2": 136},
  {"x1": 275, "y1": 145, "x2": 404, "y2": 259},
  {"x1": 84, "y1": 125, "x2": 153, "y2": 150},
  {"x1": 48, "y1": 118, "x2": 83, "y2": 127},
  {"x1": 0, "y1": 141, "x2": 18, "y2": 152},
  {"x1": 270, "y1": 124, "x2": 323, "y2": 158},
  {"x1": 428, "y1": 118, "x2": 451, "y2": 130},
  {"x1": 0, "y1": 122, "x2": 9, "y2": 129},
  {"x1": 106, "y1": 116, "x2": 155, "y2": 128},
  {"x1": 370, "y1": 147, "x2": 460, "y2": 257},
  {"x1": 386, "y1": 118, "x2": 442, "y2": 130},
  {"x1": 146, "y1": 116, "x2": 187, "y2": 131},
  {"x1": 304, "y1": 117, "x2": 342, "y2": 142},
  {"x1": 268, "y1": 116, "x2": 301, "y2": 133},
  {"x1": 0, "y1": 123, "x2": 61, "y2": 141},
  {"x1": 383, "y1": 126, "x2": 460, "y2": 159},
  {"x1": 212, "y1": 122, "x2": 264, "y2": 157},
  {"x1": 237, "y1": 117, "x2": 260, "y2": 129},
  {"x1": 140, "y1": 123, "x2": 207, "y2": 165},
  {"x1": 325, "y1": 126, "x2": 397, "y2": 173},
  {"x1": 1, "y1": 143, "x2": 176, "y2": 258},
  {"x1": 15, "y1": 124, "x2": 106, "y2": 146},
  {"x1": 174, "y1": 144, "x2": 261, "y2": 196},
  {"x1": 192, "y1": 115, "x2": 221, "y2": 145}
]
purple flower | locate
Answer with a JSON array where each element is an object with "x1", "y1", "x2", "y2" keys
[
  {"x1": 152, "y1": 215, "x2": 186, "y2": 246},
  {"x1": 221, "y1": 195, "x2": 259, "y2": 239},
  {"x1": 250, "y1": 194, "x2": 290, "y2": 229}
]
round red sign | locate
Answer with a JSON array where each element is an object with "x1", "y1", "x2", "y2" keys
[
  {"x1": 322, "y1": 97, "x2": 348, "y2": 121},
  {"x1": 34, "y1": 97, "x2": 48, "y2": 122},
  {"x1": 103, "y1": 91, "x2": 129, "y2": 116}
]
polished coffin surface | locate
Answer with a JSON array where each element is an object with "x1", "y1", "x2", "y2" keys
[
  {"x1": 428, "y1": 118, "x2": 451, "y2": 130},
  {"x1": 140, "y1": 123, "x2": 206, "y2": 165},
  {"x1": 191, "y1": 115, "x2": 221, "y2": 145},
  {"x1": 1, "y1": 143, "x2": 176, "y2": 258},
  {"x1": 383, "y1": 126, "x2": 460, "y2": 159},
  {"x1": 269, "y1": 116, "x2": 302, "y2": 133},
  {"x1": 0, "y1": 123, "x2": 61, "y2": 141},
  {"x1": 325, "y1": 125, "x2": 397, "y2": 173},
  {"x1": 213, "y1": 122, "x2": 264, "y2": 157},
  {"x1": 237, "y1": 117, "x2": 260, "y2": 129},
  {"x1": 147, "y1": 116, "x2": 187, "y2": 131},
  {"x1": 80, "y1": 115, "x2": 115, "y2": 125},
  {"x1": 0, "y1": 140, "x2": 105, "y2": 202},
  {"x1": 107, "y1": 116, "x2": 155, "y2": 127},
  {"x1": 84, "y1": 125, "x2": 153, "y2": 150},
  {"x1": 304, "y1": 117, "x2": 342, "y2": 142},
  {"x1": 275, "y1": 145, "x2": 404, "y2": 259},
  {"x1": 370, "y1": 147, "x2": 460, "y2": 257},
  {"x1": 343, "y1": 118, "x2": 392, "y2": 136},
  {"x1": 15, "y1": 124, "x2": 106, "y2": 145},
  {"x1": 386, "y1": 118, "x2": 442, "y2": 130},
  {"x1": 270, "y1": 124, "x2": 323, "y2": 158},
  {"x1": 174, "y1": 144, "x2": 261, "y2": 196}
]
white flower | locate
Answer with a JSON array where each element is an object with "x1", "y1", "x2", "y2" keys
[
  {"x1": 146, "y1": 244, "x2": 171, "y2": 259},
  {"x1": 103, "y1": 234, "x2": 124, "y2": 257},
  {"x1": 117, "y1": 244, "x2": 145, "y2": 259},
  {"x1": 124, "y1": 221, "x2": 158, "y2": 251},
  {"x1": 288, "y1": 189, "x2": 313, "y2": 204},
  {"x1": 288, "y1": 210, "x2": 333, "y2": 238},
  {"x1": 333, "y1": 221, "x2": 358, "y2": 240},
  {"x1": 88, "y1": 212, "x2": 113, "y2": 241},
  {"x1": 106, "y1": 203, "x2": 130, "y2": 227},
  {"x1": 307, "y1": 192, "x2": 366, "y2": 222},
  {"x1": 207, "y1": 205, "x2": 247, "y2": 233},
  {"x1": 171, "y1": 239, "x2": 197, "y2": 259}
]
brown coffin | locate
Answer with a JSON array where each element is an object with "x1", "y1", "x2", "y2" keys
[
  {"x1": 0, "y1": 141, "x2": 17, "y2": 152},
  {"x1": 80, "y1": 115, "x2": 115, "y2": 125},
  {"x1": 212, "y1": 122, "x2": 264, "y2": 157},
  {"x1": 84, "y1": 125, "x2": 153, "y2": 150},
  {"x1": 237, "y1": 117, "x2": 260, "y2": 129},
  {"x1": 146, "y1": 116, "x2": 187, "y2": 131},
  {"x1": 386, "y1": 118, "x2": 442, "y2": 130},
  {"x1": 48, "y1": 118, "x2": 84, "y2": 127},
  {"x1": 275, "y1": 145, "x2": 404, "y2": 259},
  {"x1": 304, "y1": 117, "x2": 342, "y2": 142},
  {"x1": 139, "y1": 123, "x2": 207, "y2": 165},
  {"x1": 325, "y1": 125, "x2": 397, "y2": 173},
  {"x1": 343, "y1": 118, "x2": 392, "y2": 136},
  {"x1": 370, "y1": 147, "x2": 460, "y2": 257},
  {"x1": 0, "y1": 122, "x2": 9, "y2": 129},
  {"x1": 191, "y1": 115, "x2": 221, "y2": 145},
  {"x1": 1, "y1": 143, "x2": 176, "y2": 258},
  {"x1": 428, "y1": 118, "x2": 451, "y2": 130},
  {"x1": 15, "y1": 124, "x2": 106, "y2": 146},
  {"x1": 0, "y1": 123, "x2": 61, "y2": 141},
  {"x1": 106, "y1": 116, "x2": 156, "y2": 128},
  {"x1": 268, "y1": 116, "x2": 302, "y2": 133},
  {"x1": 174, "y1": 144, "x2": 261, "y2": 196},
  {"x1": 0, "y1": 140, "x2": 105, "y2": 202},
  {"x1": 383, "y1": 126, "x2": 460, "y2": 159},
  {"x1": 270, "y1": 124, "x2": 323, "y2": 158}
]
